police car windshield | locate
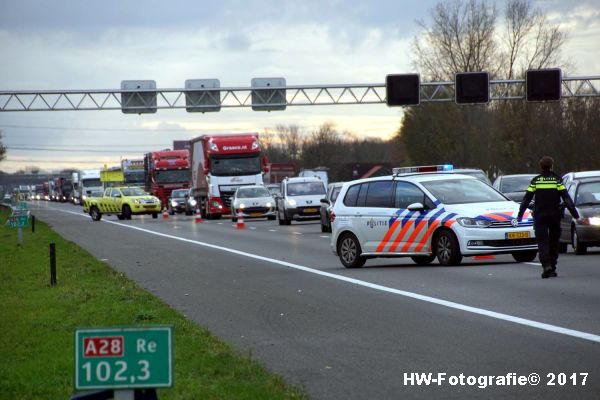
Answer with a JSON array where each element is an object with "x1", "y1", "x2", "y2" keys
[
  {"x1": 421, "y1": 178, "x2": 506, "y2": 204},
  {"x1": 237, "y1": 187, "x2": 270, "y2": 198},
  {"x1": 287, "y1": 182, "x2": 326, "y2": 196}
]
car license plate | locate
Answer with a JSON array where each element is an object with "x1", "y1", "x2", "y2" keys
[
  {"x1": 250, "y1": 212, "x2": 263, "y2": 217},
  {"x1": 304, "y1": 208, "x2": 317, "y2": 213},
  {"x1": 506, "y1": 231, "x2": 530, "y2": 239}
]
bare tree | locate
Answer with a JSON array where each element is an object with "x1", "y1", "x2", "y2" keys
[
  {"x1": 275, "y1": 124, "x2": 302, "y2": 161},
  {"x1": 501, "y1": 0, "x2": 568, "y2": 79},
  {"x1": 412, "y1": 0, "x2": 498, "y2": 80}
]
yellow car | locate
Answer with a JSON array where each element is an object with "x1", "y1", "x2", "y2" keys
[{"x1": 87, "y1": 187, "x2": 161, "y2": 221}]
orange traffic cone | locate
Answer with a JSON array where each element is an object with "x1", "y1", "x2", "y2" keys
[
  {"x1": 195, "y1": 207, "x2": 203, "y2": 223},
  {"x1": 162, "y1": 208, "x2": 169, "y2": 219},
  {"x1": 236, "y1": 210, "x2": 245, "y2": 230}
]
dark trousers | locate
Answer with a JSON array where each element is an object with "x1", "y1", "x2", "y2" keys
[{"x1": 534, "y1": 216, "x2": 561, "y2": 268}]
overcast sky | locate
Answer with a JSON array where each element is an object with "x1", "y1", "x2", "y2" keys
[{"x1": 1, "y1": 0, "x2": 599, "y2": 173}]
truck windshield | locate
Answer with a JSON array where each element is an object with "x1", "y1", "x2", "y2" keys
[
  {"x1": 124, "y1": 171, "x2": 145, "y2": 184},
  {"x1": 211, "y1": 155, "x2": 261, "y2": 176},
  {"x1": 82, "y1": 178, "x2": 102, "y2": 187},
  {"x1": 421, "y1": 178, "x2": 507, "y2": 205},
  {"x1": 155, "y1": 169, "x2": 191, "y2": 183}
]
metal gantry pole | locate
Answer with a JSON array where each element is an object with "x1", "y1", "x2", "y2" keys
[{"x1": 0, "y1": 76, "x2": 598, "y2": 112}]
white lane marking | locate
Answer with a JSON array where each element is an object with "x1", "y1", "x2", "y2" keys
[
  {"x1": 55, "y1": 208, "x2": 600, "y2": 344},
  {"x1": 268, "y1": 229, "x2": 278, "y2": 232},
  {"x1": 525, "y1": 262, "x2": 542, "y2": 266},
  {"x1": 293, "y1": 232, "x2": 302, "y2": 235},
  {"x1": 249, "y1": 227, "x2": 256, "y2": 230},
  {"x1": 218, "y1": 222, "x2": 223, "y2": 225}
]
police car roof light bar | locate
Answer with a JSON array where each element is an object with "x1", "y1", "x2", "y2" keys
[{"x1": 393, "y1": 164, "x2": 453, "y2": 175}]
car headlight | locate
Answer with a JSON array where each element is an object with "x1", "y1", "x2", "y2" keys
[
  {"x1": 171, "y1": 200, "x2": 178, "y2": 207},
  {"x1": 580, "y1": 217, "x2": 600, "y2": 226},
  {"x1": 457, "y1": 217, "x2": 492, "y2": 228},
  {"x1": 239, "y1": 203, "x2": 246, "y2": 209},
  {"x1": 266, "y1": 202, "x2": 272, "y2": 208},
  {"x1": 189, "y1": 199, "x2": 197, "y2": 207},
  {"x1": 286, "y1": 198, "x2": 296, "y2": 206},
  {"x1": 82, "y1": 195, "x2": 87, "y2": 200}
]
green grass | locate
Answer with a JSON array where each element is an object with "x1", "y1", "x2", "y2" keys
[{"x1": 0, "y1": 205, "x2": 305, "y2": 400}]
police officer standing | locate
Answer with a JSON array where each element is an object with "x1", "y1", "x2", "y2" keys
[{"x1": 518, "y1": 156, "x2": 579, "y2": 278}]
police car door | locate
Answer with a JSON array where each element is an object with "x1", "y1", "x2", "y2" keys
[
  {"x1": 384, "y1": 181, "x2": 434, "y2": 254},
  {"x1": 100, "y1": 188, "x2": 112, "y2": 213},
  {"x1": 358, "y1": 180, "x2": 396, "y2": 253}
]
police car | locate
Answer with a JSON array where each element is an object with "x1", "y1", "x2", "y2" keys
[{"x1": 330, "y1": 165, "x2": 537, "y2": 268}]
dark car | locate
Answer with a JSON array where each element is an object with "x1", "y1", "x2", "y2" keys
[
  {"x1": 453, "y1": 168, "x2": 492, "y2": 186},
  {"x1": 559, "y1": 177, "x2": 600, "y2": 254},
  {"x1": 320, "y1": 182, "x2": 344, "y2": 233},
  {"x1": 167, "y1": 189, "x2": 194, "y2": 215},
  {"x1": 493, "y1": 174, "x2": 537, "y2": 202}
]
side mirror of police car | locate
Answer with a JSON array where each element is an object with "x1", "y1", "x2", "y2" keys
[{"x1": 407, "y1": 202, "x2": 425, "y2": 212}]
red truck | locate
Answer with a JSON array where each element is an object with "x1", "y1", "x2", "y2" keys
[
  {"x1": 189, "y1": 134, "x2": 269, "y2": 219},
  {"x1": 144, "y1": 150, "x2": 191, "y2": 209}
]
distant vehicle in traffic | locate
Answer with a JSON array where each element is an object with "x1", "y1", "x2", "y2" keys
[
  {"x1": 562, "y1": 170, "x2": 600, "y2": 186},
  {"x1": 87, "y1": 187, "x2": 161, "y2": 221},
  {"x1": 559, "y1": 177, "x2": 600, "y2": 255},
  {"x1": 452, "y1": 168, "x2": 492, "y2": 185},
  {"x1": 320, "y1": 182, "x2": 344, "y2": 233},
  {"x1": 230, "y1": 185, "x2": 276, "y2": 222},
  {"x1": 167, "y1": 188, "x2": 194, "y2": 215},
  {"x1": 493, "y1": 174, "x2": 537, "y2": 202},
  {"x1": 330, "y1": 165, "x2": 537, "y2": 268},
  {"x1": 276, "y1": 177, "x2": 326, "y2": 225}
]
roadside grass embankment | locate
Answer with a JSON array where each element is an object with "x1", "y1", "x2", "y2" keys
[{"x1": 0, "y1": 205, "x2": 305, "y2": 400}]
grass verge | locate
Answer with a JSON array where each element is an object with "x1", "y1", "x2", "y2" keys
[{"x1": 0, "y1": 205, "x2": 305, "y2": 400}]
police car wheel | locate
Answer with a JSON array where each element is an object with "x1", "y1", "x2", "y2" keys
[
  {"x1": 338, "y1": 233, "x2": 366, "y2": 268},
  {"x1": 152, "y1": 213, "x2": 158, "y2": 219},
  {"x1": 411, "y1": 255, "x2": 436, "y2": 265},
  {"x1": 512, "y1": 250, "x2": 537, "y2": 263},
  {"x1": 90, "y1": 207, "x2": 102, "y2": 221},
  {"x1": 572, "y1": 228, "x2": 587, "y2": 255},
  {"x1": 122, "y1": 205, "x2": 132, "y2": 220},
  {"x1": 435, "y1": 230, "x2": 462, "y2": 266},
  {"x1": 117, "y1": 215, "x2": 125, "y2": 220}
]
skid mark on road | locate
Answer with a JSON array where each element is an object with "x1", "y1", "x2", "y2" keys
[{"x1": 54, "y1": 207, "x2": 600, "y2": 344}]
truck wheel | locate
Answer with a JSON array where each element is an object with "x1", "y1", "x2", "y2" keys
[
  {"x1": 122, "y1": 205, "x2": 132, "y2": 220},
  {"x1": 90, "y1": 207, "x2": 102, "y2": 221},
  {"x1": 434, "y1": 230, "x2": 463, "y2": 266}
]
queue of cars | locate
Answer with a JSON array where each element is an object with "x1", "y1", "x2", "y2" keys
[{"x1": 76, "y1": 164, "x2": 599, "y2": 267}]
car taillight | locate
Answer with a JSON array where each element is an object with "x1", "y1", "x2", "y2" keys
[{"x1": 329, "y1": 211, "x2": 336, "y2": 223}]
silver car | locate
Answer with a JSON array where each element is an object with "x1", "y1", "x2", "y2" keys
[{"x1": 231, "y1": 185, "x2": 276, "y2": 222}]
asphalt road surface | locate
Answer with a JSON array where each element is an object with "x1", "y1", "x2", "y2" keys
[{"x1": 26, "y1": 201, "x2": 600, "y2": 399}]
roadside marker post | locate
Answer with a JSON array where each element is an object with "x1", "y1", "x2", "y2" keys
[{"x1": 74, "y1": 326, "x2": 173, "y2": 397}]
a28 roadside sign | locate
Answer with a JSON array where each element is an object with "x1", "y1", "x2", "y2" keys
[{"x1": 75, "y1": 326, "x2": 173, "y2": 390}]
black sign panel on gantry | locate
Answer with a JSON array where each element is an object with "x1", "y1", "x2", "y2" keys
[{"x1": 386, "y1": 74, "x2": 420, "y2": 106}]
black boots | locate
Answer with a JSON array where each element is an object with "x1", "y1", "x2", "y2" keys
[{"x1": 541, "y1": 264, "x2": 557, "y2": 279}]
